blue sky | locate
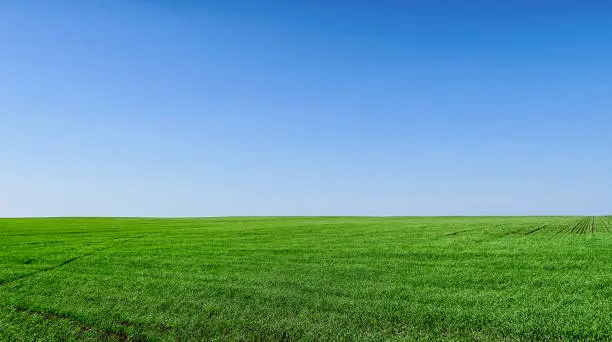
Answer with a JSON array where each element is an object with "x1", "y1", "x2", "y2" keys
[{"x1": 2, "y1": 1, "x2": 611, "y2": 216}]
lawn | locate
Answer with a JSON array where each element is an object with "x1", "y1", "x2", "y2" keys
[{"x1": 0, "y1": 217, "x2": 611, "y2": 341}]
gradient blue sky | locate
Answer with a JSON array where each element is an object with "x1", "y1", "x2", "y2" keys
[{"x1": 2, "y1": 1, "x2": 612, "y2": 217}]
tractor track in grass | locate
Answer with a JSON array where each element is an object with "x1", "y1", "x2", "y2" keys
[
  {"x1": 9, "y1": 294, "x2": 175, "y2": 341},
  {"x1": 555, "y1": 220, "x2": 577, "y2": 234},
  {"x1": 12, "y1": 306, "x2": 135, "y2": 341},
  {"x1": 507, "y1": 222, "x2": 568, "y2": 236},
  {"x1": 0, "y1": 235, "x2": 146, "y2": 287},
  {"x1": 0, "y1": 251, "x2": 97, "y2": 286},
  {"x1": 525, "y1": 224, "x2": 549, "y2": 235},
  {"x1": 445, "y1": 222, "x2": 519, "y2": 237},
  {"x1": 505, "y1": 224, "x2": 547, "y2": 236}
]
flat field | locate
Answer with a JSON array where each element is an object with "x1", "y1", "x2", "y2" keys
[{"x1": 1, "y1": 217, "x2": 611, "y2": 341}]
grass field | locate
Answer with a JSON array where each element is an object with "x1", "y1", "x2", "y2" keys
[{"x1": 1, "y1": 217, "x2": 611, "y2": 341}]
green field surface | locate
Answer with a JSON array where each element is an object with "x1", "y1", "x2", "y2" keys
[{"x1": 1, "y1": 217, "x2": 611, "y2": 341}]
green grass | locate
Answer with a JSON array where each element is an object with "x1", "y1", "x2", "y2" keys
[{"x1": 1, "y1": 216, "x2": 611, "y2": 341}]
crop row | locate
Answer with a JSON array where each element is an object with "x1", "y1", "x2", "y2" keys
[
  {"x1": 594, "y1": 216, "x2": 612, "y2": 233},
  {"x1": 561, "y1": 217, "x2": 595, "y2": 234},
  {"x1": 516, "y1": 217, "x2": 612, "y2": 235}
]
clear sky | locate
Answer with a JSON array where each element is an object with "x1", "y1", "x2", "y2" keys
[{"x1": 2, "y1": 1, "x2": 611, "y2": 217}]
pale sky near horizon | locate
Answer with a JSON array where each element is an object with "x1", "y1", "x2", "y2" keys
[{"x1": 2, "y1": 1, "x2": 612, "y2": 217}]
